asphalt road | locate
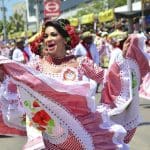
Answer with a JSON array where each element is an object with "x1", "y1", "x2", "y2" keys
[
  {"x1": 0, "y1": 98, "x2": 150, "y2": 150},
  {"x1": 130, "y1": 98, "x2": 150, "y2": 150}
]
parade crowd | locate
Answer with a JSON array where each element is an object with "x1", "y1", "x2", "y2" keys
[{"x1": 0, "y1": 17, "x2": 150, "y2": 150}]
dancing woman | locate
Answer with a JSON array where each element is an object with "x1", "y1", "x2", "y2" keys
[
  {"x1": 137, "y1": 33, "x2": 150, "y2": 100},
  {"x1": 0, "y1": 19, "x2": 127, "y2": 150},
  {"x1": 80, "y1": 34, "x2": 150, "y2": 143}
]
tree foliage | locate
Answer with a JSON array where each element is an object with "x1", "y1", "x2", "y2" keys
[
  {"x1": 73, "y1": 0, "x2": 126, "y2": 18},
  {"x1": 0, "y1": 21, "x2": 3, "y2": 33},
  {"x1": 9, "y1": 12, "x2": 25, "y2": 32},
  {"x1": 0, "y1": 12, "x2": 25, "y2": 36},
  {"x1": 108, "y1": 0, "x2": 126, "y2": 8}
]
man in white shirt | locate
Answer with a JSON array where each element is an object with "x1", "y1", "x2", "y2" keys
[
  {"x1": 74, "y1": 31, "x2": 100, "y2": 65},
  {"x1": 12, "y1": 40, "x2": 25, "y2": 63}
]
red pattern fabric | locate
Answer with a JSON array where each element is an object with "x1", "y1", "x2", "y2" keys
[
  {"x1": 0, "y1": 76, "x2": 26, "y2": 136},
  {"x1": 23, "y1": 51, "x2": 29, "y2": 63},
  {"x1": 139, "y1": 72, "x2": 150, "y2": 100},
  {"x1": 126, "y1": 35, "x2": 150, "y2": 82},
  {"x1": 43, "y1": 133, "x2": 83, "y2": 150},
  {"x1": 80, "y1": 57, "x2": 104, "y2": 83},
  {"x1": 0, "y1": 61, "x2": 120, "y2": 150},
  {"x1": 124, "y1": 128, "x2": 136, "y2": 143},
  {"x1": 101, "y1": 63, "x2": 121, "y2": 108}
]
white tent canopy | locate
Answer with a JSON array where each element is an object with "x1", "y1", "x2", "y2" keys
[{"x1": 115, "y1": 1, "x2": 141, "y2": 13}]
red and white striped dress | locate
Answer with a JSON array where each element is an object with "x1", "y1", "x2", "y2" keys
[
  {"x1": 80, "y1": 35, "x2": 150, "y2": 144},
  {"x1": 0, "y1": 56, "x2": 127, "y2": 150}
]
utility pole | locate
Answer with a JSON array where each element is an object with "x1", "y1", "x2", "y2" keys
[
  {"x1": 35, "y1": 0, "x2": 40, "y2": 32},
  {"x1": 0, "y1": 0, "x2": 7, "y2": 41},
  {"x1": 141, "y1": 0, "x2": 146, "y2": 32},
  {"x1": 127, "y1": 0, "x2": 133, "y2": 33},
  {"x1": 24, "y1": 8, "x2": 28, "y2": 38}
]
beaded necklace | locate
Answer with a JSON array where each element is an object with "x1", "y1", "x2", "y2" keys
[
  {"x1": 38, "y1": 55, "x2": 78, "y2": 80},
  {"x1": 51, "y1": 55, "x2": 75, "y2": 65}
]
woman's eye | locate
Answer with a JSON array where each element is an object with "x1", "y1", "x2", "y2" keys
[
  {"x1": 43, "y1": 32, "x2": 58, "y2": 39},
  {"x1": 51, "y1": 32, "x2": 58, "y2": 37}
]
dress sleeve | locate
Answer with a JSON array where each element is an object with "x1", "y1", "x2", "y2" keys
[{"x1": 79, "y1": 57, "x2": 105, "y2": 83}]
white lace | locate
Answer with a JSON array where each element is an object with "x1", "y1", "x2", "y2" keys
[
  {"x1": 0, "y1": 57, "x2": 129, "y2": 149},
  {"x1": 0, "y1": 77, "x2": 26, "y2": 131},
  {"x1": 13, "y1": 80, "x2": 94, "y2": 150},
  {"x1": 108, "y1": 55, "x2": 141, "y2": 130},
  {"x1": 25, "y1": 59, "x2": 96, "y2": 112}
]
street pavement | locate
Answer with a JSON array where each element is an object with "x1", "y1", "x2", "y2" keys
[
  {"x1": 130, "y1": 98, "x2": 150, "y2": 150},
  {"x1": 0, "y1": 97, "x2": 150, "y2": 150}
]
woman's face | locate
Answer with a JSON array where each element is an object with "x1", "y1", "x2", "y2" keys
[{"x1": 43, "y1": 26, "x2": 66, "y2": 58}]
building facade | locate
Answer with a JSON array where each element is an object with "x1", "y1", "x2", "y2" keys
[{"x1": 24, "y1": 0, "x2": 91, "y2": 32}]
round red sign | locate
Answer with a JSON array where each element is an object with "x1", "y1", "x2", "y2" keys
[{"x1": 45, "y1": 1, "x2": 59, "y2": 12}]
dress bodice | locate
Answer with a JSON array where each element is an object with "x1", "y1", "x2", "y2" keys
[{"x1": 29, "y1": 57, "x2": 83, "y2": 82}]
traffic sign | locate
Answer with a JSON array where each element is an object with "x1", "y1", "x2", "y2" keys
[{"x1": 44, "y1": 0, "x2": 61, "y2": 18}]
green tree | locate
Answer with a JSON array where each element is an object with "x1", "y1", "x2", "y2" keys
[
  {"x1": 73, "y1": 0, "x2": 127, "y2": 18},
  {"x1": 8, "y1": 12, "x2": 25, "y2": 33},
  {"x1": 75, "y1": 0, "x2": 104, "y2": 17},
  {"x1": 108, "y1": 0, "x2": 126, "y2": 8},
  {"x1": 0, "y1": 21, "x2": 3, "y2": 34}
]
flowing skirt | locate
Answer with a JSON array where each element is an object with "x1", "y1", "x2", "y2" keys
[
  {"x1": 139, "y1": 73, "x2": 150, "y2": 100},
  {"x1": 0, "y1": 57, "x2": 128, "y2": 150}
]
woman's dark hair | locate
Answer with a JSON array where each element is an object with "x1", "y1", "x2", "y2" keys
[
  {"x1": 44, "y1": 19, "x2": 70, "y2": 39},
  {"x1": 43, "y1": 19, "x2": 73, "y2": 50},
  {"x1": 16, "y1": 40, "x2": 24, "y2": 50}
]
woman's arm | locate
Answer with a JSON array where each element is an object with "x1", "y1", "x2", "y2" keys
[{"x1": 79, "y1": 57, "x2": 105, "y2": 83}]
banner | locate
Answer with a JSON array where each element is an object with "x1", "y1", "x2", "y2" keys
[
  {"x1": 80, "y1": 13, "x2": 94, "y2": 25},
  {"x1": 69, "y1": 18, "x2": 79, "y2": 27},
  {"x1": 98, "y1": 9, "x2": 114, "y2": 23},
  {"x1": 44, "y1": 0, "x2": 61, "y2": 19}
]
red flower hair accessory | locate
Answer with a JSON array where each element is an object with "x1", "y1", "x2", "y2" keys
[
  {"x1": 65, "y1": 25, "x2": 79, "y2": 49},
  {"x1": 43, "y1": 19, "x2": 79, "y2": 49},
  {"x1": 28, "y1": 28, "x2": 44, "y2": 55}
]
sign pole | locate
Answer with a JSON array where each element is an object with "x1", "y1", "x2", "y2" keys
[
  {"x1": 127, "y1": 0, "x2": 133, "y2": 33},
  {"x1": 35, "y1": 0, "x2": 40, "y2": 31},
  {"x1": 141, "y1": 0, "x2": 145, "y2": 32}
]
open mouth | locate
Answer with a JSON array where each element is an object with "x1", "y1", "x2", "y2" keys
[{"x1": 46, "y1": 42, "x2": 56, "y2": 51}]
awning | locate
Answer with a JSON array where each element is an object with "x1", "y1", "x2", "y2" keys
[
  {"x1": 115, "y1": 11, "x2": 141, "y2": 18},
  {"x1": 98, "y1": 9, "x2": 114, "y2": 23},
  {"x1": 80, "y1": 13, "x2": 94, "y2": 24},
  {"x1": 115, "y1": 9, "x2": 150, "y2": 18},
  {"x1": 69, "y1": 18, "x2": 79, "y2": 27}
]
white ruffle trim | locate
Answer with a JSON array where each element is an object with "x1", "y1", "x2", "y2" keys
[
  {"x1": 0, "y1": 77, "x2": 26, "y2": 131},
  {"x1": 104, "y1": 56, "x2": 141, "y2": 130},
  {"x1": 11, "y1": 78, "x2": 129, "y2": 150},
  {"x1": 12, "y1": 79, "x2": 94, "y2": 150}
]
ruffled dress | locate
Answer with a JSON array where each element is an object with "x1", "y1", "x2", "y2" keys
[
  {"x1": 0, "y1": 56, "x2": 128, "y2": 150},
  {"x1": 139, "y1": 60, "x2": 150, "y2": 100},
  {"x1": 0, "y1": 59, "x2": 26, "y2": 136},
  {"x1": 80, "y1": 35, "x2": 150, "y2": 144}
]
